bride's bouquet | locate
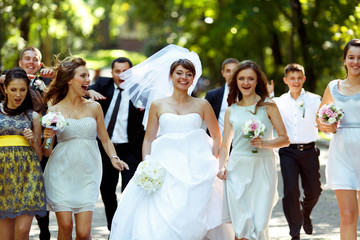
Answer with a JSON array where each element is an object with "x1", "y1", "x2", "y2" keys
[
  {"x1": 317, "y1": 104, "x2": 344, "y2": 125},
  {"x1": 133, "y1": 155, "x2": 165, "y2": 194},
  {"x1": 242, "y1": 118, "x2": 266, "y2": 153},
  {"x1": 41, "y1": 111, "x2": 68, "y2": 149}
]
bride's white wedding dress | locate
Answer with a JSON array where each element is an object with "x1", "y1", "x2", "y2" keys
[{"x1": 110, "y1": 113, "x2": 231, "y2": 240}]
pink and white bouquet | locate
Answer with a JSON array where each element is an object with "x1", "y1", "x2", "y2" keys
[
  {"x1": 133, "y1": 155, "x2": 165, "y2": 194},
  {"x1": 242, "y1": 118, "x2": 266, "y2": 153},
  {"x1": 317, "y1": 104, "x2": 344, "y2": 125},
  {"x1": 41, "y1": 111, "x2": 69, "y2": 149}
]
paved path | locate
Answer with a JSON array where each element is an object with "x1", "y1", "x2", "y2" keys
[{"x1": 29, "y1": 140, "x2": 360, "y2": 239}]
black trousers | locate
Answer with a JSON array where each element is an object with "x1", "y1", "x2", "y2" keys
[
  {"x1": 35, "y1": 156, "x2": 50, "y2": 240},
  {"x1": 99, "y1": 142, "x2": 141, "y2": 231},
  {"x1": 279, "y1": 145, "x2": 322, "y2": 238}
]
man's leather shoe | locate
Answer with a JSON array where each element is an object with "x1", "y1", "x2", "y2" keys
[{"x1": 303, "y1": 215, "x2": 313, "y2": 235}]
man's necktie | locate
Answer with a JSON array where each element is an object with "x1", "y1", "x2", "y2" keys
[{"x1": 107, "y1": 88, "x2": 122, "y2": 139}]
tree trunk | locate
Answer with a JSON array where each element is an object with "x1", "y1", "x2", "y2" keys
[{"x1": 293, "y1": 0, "x2": 316, "y2": 92}]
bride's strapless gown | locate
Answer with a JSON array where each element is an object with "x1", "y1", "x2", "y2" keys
[
  {"x1": 110, "y1": 113, "x2": 233, "y2": 240},
  {"x1": 43, "y1": 117, "x2": 102, "y2": 213}
]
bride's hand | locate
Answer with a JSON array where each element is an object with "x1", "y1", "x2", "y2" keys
[
  {"x1": 111, "y1": 157, "x2": 129, "y2": 171},
  {"x1": 217, "y1": 168, "x2": 228, "y2": 180}
]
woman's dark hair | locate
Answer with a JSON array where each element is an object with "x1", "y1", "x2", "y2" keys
[
  {"x1": 343, "y1": 39, "x2": 360, "y2": 77},
  {"x1": 227, "y1": 60, "x2": 269, "y2": 114},
  {"x1": 169, "y1": 59, "x2": 196, "y2": 76},
  {"x1": 1, "y1": 67, "x2": 40, "y2": 116},
  {"x1": 44, "y1": 57, "x2": 86, "y2": 106}
]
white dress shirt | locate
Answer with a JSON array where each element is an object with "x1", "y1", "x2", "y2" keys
[
  {"x1": 104, "y1": 83, "x2": 129, "y2": 143},
  {"x1": 274, "y1": 89, "x2": 321, "y2": 144},
  {"x1": 218, "y1": 84, "x2": 229, "y2": 134}
]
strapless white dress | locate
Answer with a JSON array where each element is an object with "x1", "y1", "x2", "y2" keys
[
  {"x1": 110, "y1": 113, "x2": 233, "y2": 240},
  {"x1": 43, "y1": 117, "x2": 102, "y2": 213}
]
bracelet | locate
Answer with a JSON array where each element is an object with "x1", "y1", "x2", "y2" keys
[{"x1": 111, "y1": 156, "x2": 120, "y2": 161}]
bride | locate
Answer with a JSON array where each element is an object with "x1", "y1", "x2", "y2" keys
[{"x1": 109, "y1": 45, "x2": 233, "y2": 239}]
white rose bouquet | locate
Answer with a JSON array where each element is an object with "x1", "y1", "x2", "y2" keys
[
  {"x1": 317, "y1": 104, "x2": 344, "y2": 125},
  {"x1": 133, "y1": 155, "x2": 165, "y2": 194},
  {"x1": 41, "y1": 111, "x2": 69, "y2": 149},
  {"x1": 242, "y1": 118, "x2": 266, "y2": 153}
]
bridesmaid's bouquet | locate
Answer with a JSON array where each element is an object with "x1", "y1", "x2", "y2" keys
[
  {"x1": 317, "y1": 104, "x2": 344, "y2": 125},
  {"x1": 133, "y1": 155, "x2": 165, "y2": 194},
  {"x1": 242, "y1": 118, "x2": 266, "y2": 153},
  {"x1": 41, "y1": 111, "x2": 68, "y2": 149}
]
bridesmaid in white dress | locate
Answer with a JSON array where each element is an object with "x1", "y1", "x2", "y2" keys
[
  {"x1": 317, "y1": 39, "x2": 360, "y2": 239},
  {"x1": 42, "y1": 57, "x2": 128, "y2": 239},
  {"x1": 217, "y1": 60, "x2": 289, "y2": 240}
]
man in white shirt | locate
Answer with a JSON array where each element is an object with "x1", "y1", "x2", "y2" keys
[
  {"x1": 274, "y1": 63, "x2": 322, "y2": 240},
  {"x1": 205, "y1": 58, "x2": 239, "y2": 134}
]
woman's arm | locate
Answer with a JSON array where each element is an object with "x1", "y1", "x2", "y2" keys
[
  {"x1": 316, "y1": 83, "x2": 337, "y2": 133},
  {"x1": 253, "y1": 102, "x2": 290, "y2": 149},
  {"x1": 202, "y1": 100, "x2": 221, "y2": 158},
  {"x1": 217, "y1": 107, "x2": 233, "y2": 180},
  {"x1": 142, "y1": 102, "x2": 160, "y2": 160},
  {"x1": 23, "y1": 112, "x2": 43, "y2": 160},
  {"x1": 95, "y1": 102, "x2": 129, "y2": 171}
]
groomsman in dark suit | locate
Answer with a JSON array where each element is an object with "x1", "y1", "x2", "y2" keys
[
  {"x1": 205, "y1": 58, "x2": 239, "y2": 134},
  {"x1": 87, "y1": 57, "x2": 145, "y2": 231}
]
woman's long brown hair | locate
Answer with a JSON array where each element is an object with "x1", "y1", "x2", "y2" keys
[{"x1": 43, "y1": 57, "x2": 86, "y2": 108}]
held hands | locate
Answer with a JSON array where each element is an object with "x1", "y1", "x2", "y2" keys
[
  {"x1": 217, "y1": 167, "x2": 228, "y2": 180},
  {"x1": 250, "y1": 136, "x2": 263, "y2": 149},
  {"x1": 111, "y1": 157, "x2": 129, "y2": 171}
]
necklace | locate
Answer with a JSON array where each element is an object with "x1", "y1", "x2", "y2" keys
[{"x1": 65, "y1": 99, "x2": 80, "y2": 119}]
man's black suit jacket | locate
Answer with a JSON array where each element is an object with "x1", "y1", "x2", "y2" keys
[
  {"x1": 89, "y1": 77, "x2": 145, "y2": 160},
  {"x1": 204, "y1": 85, "x2": 225, "y2": 120}
]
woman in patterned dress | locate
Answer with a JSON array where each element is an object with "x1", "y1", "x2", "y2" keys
[{"x1": 0, "y1": 68, "x2": 46, "y2": 239}]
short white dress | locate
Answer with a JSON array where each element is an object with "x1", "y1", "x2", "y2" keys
[
  {"x1": 223, "y1": 103, "x2": 278, "y2": 240},
  {"x1": 43, "y1": 117, "x2": 102, "y2": 213},
  {"x1": 326, "y1": 80, "x2": 360, "y2": 190}
]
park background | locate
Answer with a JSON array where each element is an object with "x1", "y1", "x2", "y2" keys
[
  {"x1": 1, "y1": 0, "x2": 360, "y2": 238},
  {"x1": 1, "y1": 0, "x2": 360, "y2": 96}
]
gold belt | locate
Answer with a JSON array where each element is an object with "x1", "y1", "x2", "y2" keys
[{"x1": 0, "y1": 135, "x2": 30, "y2": 147}]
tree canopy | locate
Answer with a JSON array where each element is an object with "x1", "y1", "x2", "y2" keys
[{"x1": 1, "y1": 0, "x2": 360, "y2": 94}]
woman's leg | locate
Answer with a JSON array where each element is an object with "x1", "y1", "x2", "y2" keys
[
  {"x1": 14, "y1": 215, "x2": 34, "y2": 240},
  {"x1": 55, "y1": 211, "x2": 73, "y2": 240},
  {"x1": 335, "y1": 190, "x2": 358, "y2": 240},
  {"x1": 74, "y1": 211, "x2": 93, "y2": 240},
  {"x1": 0, "y1": 218, "x2": 15, "y2": 240}
]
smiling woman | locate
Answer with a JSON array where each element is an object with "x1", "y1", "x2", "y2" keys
[
  {"x1": 0, "y1": 68, "x2": 46, "y2": 240},
  {"x1": 40, "y1": 57, "x2": 128, "y2": 239}
]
